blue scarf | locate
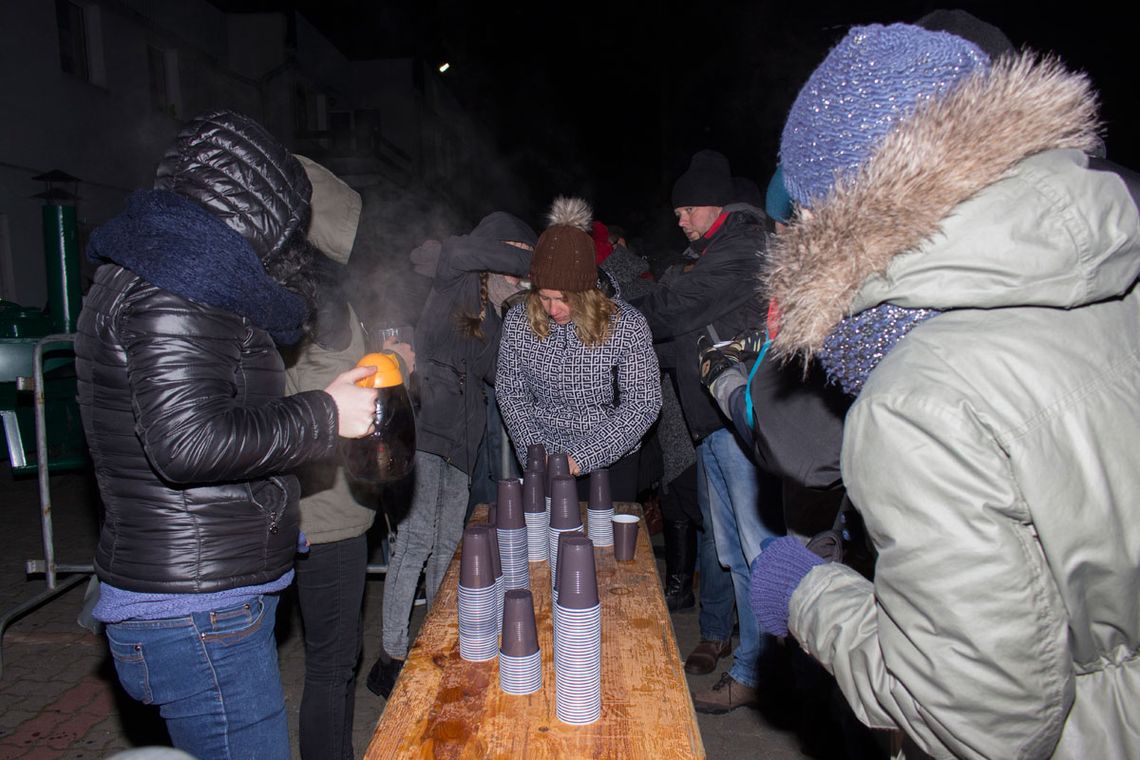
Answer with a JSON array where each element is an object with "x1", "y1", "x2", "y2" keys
[
  {"x1": 87, "y1": 190, "x2": 306, "y2": 345},
  {"x1": 818, "y1": 303, "x2": 940, "y2": 396}
]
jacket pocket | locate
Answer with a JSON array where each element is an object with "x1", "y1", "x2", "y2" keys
[{"x1": 249, "y1": 477, "x2": 294, "y2": 535}]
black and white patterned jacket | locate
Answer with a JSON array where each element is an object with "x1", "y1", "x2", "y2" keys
[{"x1": 495, "y1": 298, "x2": 662, "y2": 474}]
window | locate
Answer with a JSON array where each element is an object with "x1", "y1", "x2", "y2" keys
[
  {"x1": 148, "y1": 45, "x2": 181, "y2": 117},
  {"x1": 55, "y1": 0, "x2": 105, "y2": 86},
  {"x1": 56, "y1": 0, "x2": 88, "y2": 80}
]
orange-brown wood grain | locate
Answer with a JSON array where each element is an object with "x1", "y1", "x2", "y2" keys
[{"x1": 363, "y1": 503, "x2": 705, "y2": 759}]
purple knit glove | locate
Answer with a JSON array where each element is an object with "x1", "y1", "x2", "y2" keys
[{"x1": 750, "y1": 536, "x2": 825, "y2": 637}]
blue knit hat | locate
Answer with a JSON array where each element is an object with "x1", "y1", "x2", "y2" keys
[{"x1": 780, "y1": 23, "x2": 989, "y2": 207}]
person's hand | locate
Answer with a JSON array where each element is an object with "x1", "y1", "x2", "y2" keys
[
  {"x1": 749, "y1": 536, "x2": 825, "y2": 637},
  {"x1": 325, "y1": 367, "x2": 377, "y2": 438},
  {"x1": 697, "y1": 335, "x2": 742, "y2": 390},
  {"x1": 567, "y1": 454, "x2": 581, "y2": 476},
  {"x1": 383, "y1": 337, "x2": 416, "y2": 375}
]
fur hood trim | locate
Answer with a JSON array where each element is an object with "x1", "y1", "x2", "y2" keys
[
  {"x1": 766, "y1": 53, "x2": 1101, "y2": 359},
  {"x1": 547, "y1": 196, "x2": 593, "y2": 232}
]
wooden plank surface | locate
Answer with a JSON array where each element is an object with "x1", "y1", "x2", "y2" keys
[{"x1": 364, "y1": 503, "x2": 705, "y2": 759}]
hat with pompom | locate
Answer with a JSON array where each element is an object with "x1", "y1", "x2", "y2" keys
[
  {"x1": 530, "y1": 197, "x2": 597, "y2": 292},
  {"x1": 780, "y1": 23, "x2": 989, "y2": 207}
]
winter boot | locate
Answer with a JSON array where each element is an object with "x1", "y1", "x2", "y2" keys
[{"x1": 663, "y1": 518, "x2": 697, "y2": 611}]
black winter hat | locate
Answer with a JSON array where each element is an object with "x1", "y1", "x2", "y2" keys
[{"x1": 671, "y1": 150, "x2": 733, "y2": 208}]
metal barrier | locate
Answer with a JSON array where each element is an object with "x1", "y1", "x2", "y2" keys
[{"x1": 0, "y1": 334, "x2": 92, "y2": 678}]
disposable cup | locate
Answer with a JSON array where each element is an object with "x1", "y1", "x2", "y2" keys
[
  {"x1": 612, "y1": 514, "x2": 639, "y2": 561},
  {"x1": 497, "y1": 479, "x2": 526, "y2": 529},
  {"x1": 500, "y1": 589, "x2": 539, "y2": 657},
  {"x1": 459, "y1": 526, "x2": 495, "y2": 588},
  {"x1": 549, "y1": 476, "x2": 581, "y2": 530},
  {"x1": 587, "y1": 468, "x2": 612, "y2": 509},
  {"x1": 526, "y1": 444, "x2": 547, "y2": 472},
  {"x1": 522, "y1": 469, "x2": 545, "y2": 513},
  {"x1": 556, "y1": 536, "x2": 599, "y2": 609}
]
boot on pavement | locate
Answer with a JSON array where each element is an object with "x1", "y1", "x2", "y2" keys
[{"x1": 691, "y1": 672, "x2": 759, "y2": 714}]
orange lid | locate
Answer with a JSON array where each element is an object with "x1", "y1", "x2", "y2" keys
[{"x1": 355, "y1": 352, "x2": 404, "y2": 388}]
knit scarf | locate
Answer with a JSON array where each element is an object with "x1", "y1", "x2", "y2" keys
[
  {"x1": 818, "y1": 303, "x2": 941, "y2": 396},
  {"x1": 87, "y1": 189, "x2": 307, "y2": 345}
]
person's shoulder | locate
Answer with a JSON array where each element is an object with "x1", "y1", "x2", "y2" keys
[{"x1": 613, "y1": 298, "x2": 651, "y2": 331}]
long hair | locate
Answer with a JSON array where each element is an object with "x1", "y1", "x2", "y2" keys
[
  {"x1": 457, "y1": 271, "x2": 490, "y2": 341},
  {"x1": 525, "y1": 286, "x2": 616, "y2": 346},
  {"x1": 262, "y1": 227, "x2": 320, "y2": 334}
]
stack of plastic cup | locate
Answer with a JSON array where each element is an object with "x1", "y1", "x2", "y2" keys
[
  {"x1": 522, "y1": 468, "x2": 548, "y2": 562},
  {"x1": 499, "y1": 589, "x2": 542, "y2": 695},
  {"x1": 526, "y1": 443, "x2": 546, "y2": 472},
  {"x1": 554, "y1": 536, "x2": 602, "y2": 724},
  {"x1": 586, "y1": 468, "x2": 614, "y2": 547},
  {"x1": 546, "y1": 452, "x2": 570, "y2": 511},
  {"x1": 548, "y1": 475, "x2": 583, "y2": 593},
  {"x1": 484, "y1": 523, "x2": 505, "y2": 630},
  {"x1": 496, "y1": 479, "x2": 530, "y2": 591},
  {"x1": 457, "y1": 526, "x2": 499, "y2": 661}
]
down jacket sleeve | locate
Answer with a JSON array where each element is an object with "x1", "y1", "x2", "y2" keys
[
  {"x1": 789, "y1": 390, "x2": 1073, "y2": 759},
  {"x1": 122, "y1": 288, "x2": 339, "y2": 484}
]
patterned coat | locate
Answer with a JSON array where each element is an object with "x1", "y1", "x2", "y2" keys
[{"x1": 496, "y1": 298, "x2": 662, "y2": 474}]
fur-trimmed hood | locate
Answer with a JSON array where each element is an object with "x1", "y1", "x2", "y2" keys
[{"x1": 765, "y1": 54, "x2": 1140, "y2": 359}]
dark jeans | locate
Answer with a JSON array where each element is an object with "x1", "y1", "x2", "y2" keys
[{"x1": 296, "y1": 535, "x2": 368, "y2": 760}]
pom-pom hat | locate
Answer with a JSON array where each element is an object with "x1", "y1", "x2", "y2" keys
[
  {"x1": 780, "y1": 23, "x2": 989, "y2": 207},
  {"x1": 530, "y1": 197, "x2": 597, "y2": 292}
]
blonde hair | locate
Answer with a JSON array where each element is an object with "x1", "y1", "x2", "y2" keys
[{"x1": 525, "y1": 287, "x2": 616, "y2": 347}]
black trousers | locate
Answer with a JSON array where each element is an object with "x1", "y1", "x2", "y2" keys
[{"x1": 295, "y1": 534, "x2": 368, "y2": 760}]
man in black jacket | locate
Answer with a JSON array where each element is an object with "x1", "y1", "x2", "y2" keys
[{"x1": 632, "y1": 150, "x2": 781, "y2": 713}]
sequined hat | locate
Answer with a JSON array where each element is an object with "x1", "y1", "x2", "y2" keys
[{"x1": 779, "y1": 23, "x2": 989, "y2": 207}]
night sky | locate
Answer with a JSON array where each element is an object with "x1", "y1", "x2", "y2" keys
[{"x1": 213, "y1": 0, "x2": 1135, "y2": 247}]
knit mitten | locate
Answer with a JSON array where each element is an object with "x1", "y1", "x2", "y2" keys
[{"x1": 750, "y1": 536, "x2": 824, "y2": 637}]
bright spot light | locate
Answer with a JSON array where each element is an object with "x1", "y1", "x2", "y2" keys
[{"x1": 438, "y1": 62, "x2": 450, "y2": 73}]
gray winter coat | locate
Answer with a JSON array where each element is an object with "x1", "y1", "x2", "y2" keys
[{"x1": 768, "y1": 57, "x2": 1140, "y2": 759}]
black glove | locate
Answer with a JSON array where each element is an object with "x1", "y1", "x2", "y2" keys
[{"x1": 697, "y1": 334, "x2": 739, "y2": 389}]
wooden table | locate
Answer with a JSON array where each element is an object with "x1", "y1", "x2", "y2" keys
[{"x1": 364, "y1": 503, "x2": 705, "y2": 759}]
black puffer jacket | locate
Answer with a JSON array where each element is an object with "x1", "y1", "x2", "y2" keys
[
  {"x1": 414, "y1": 212, "x2": 535, "y2": 474},
  {"x1": 632, "y1": 204, "x2": 768, "y2": 440},
  {"x1": 75, "y1": 111, "x2": 336, "y2": 593}
]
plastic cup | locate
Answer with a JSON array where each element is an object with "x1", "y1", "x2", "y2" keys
[
  {"x1": 459, "y1": 526, "x2": 496, "y2": 588},
  {"x1": 501, "y1": 589, "x2": 540, "y2": 657},
  {"x1": 546, "y1": 452, "x2": 570, "y2": 491},
  {"x1": 549, "y1": 475, "x2": 581, "y2": 530},
  {"x1": 497, "y1": 479, "x2": 526, "y2": 529},
  {"x1": 526, "y1": 444, "x2": 547, "y2": 472},
  {"x1": 522, "y1": 469, "x2": 545, "y2": 513},
  {"x1": 612, "y1": 514, "x2": 639, "y2": 561},
  {"x1": 556, "y1": 536, "x2": 599, "y2": 609},
  {"x1": 587, "y1": 469, "x2": 612, "y2": 509}
]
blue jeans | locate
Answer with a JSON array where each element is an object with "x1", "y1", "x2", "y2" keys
[
  {"x1": 105, "y1": 595, "x2": 288, "y2": 760},
  {"x1": 296, "y1": 535, "x2": 368, "y2": 760},
  {"x1": 698, "y1": 428, "x2": 780, "y2": 688},
  {"x1": 696, "y1": 451, "x2": 735, "y2": 644}
]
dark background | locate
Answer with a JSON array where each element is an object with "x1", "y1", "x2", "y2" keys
[{"x1": 211, "y1": 0, "x2": 1136, "y2": 248}]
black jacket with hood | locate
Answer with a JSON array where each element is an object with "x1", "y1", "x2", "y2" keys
[
  {"x1": 632, "y1": 204, "x2": 768, "y2": 440},
  {"x1": 413, "y1": 212, "x2": 536, "y2": 475},
  {"x1": 75, "y1": 111, "x2": 338, "y2": 594}
]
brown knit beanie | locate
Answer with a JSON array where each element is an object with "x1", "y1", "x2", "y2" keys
[{"x1": 529, "y1": 197, "x2": 597, "y2": 292}]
